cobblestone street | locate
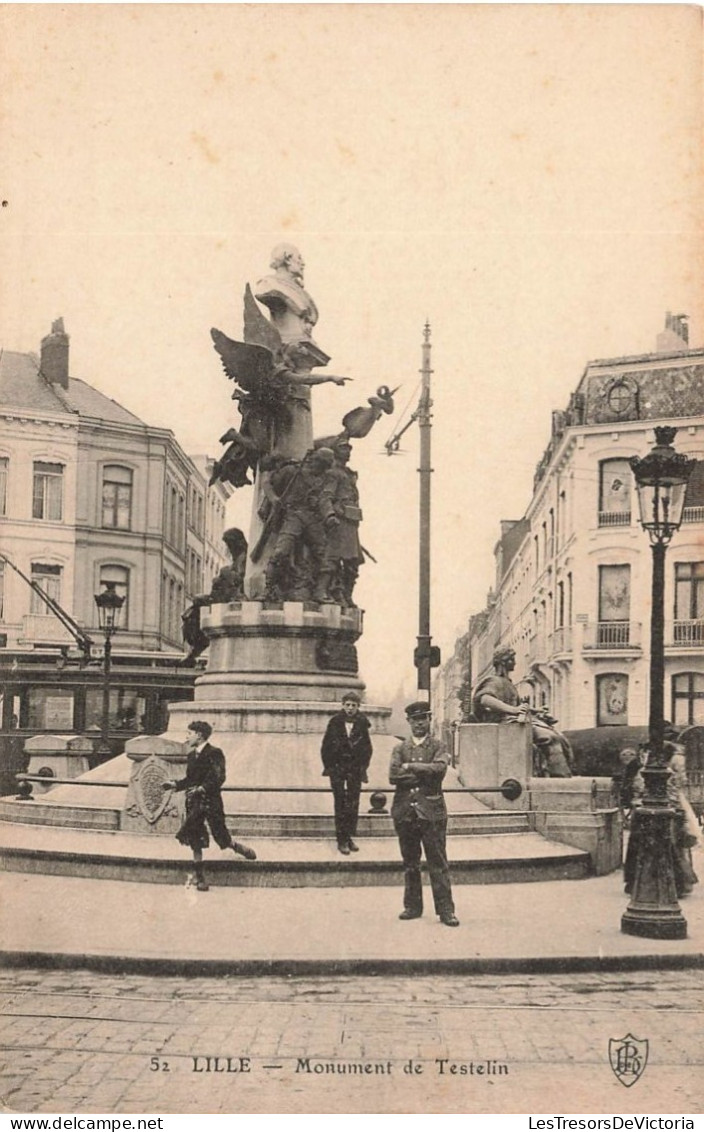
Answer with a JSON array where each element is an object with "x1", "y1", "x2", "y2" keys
[{"x1": 1, "y1": 968, "x2": 702, "y2": 1115}]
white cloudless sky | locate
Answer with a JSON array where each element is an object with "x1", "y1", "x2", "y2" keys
[{"x1": 1, "y1": 3, "x2": 701, "y2": 704}]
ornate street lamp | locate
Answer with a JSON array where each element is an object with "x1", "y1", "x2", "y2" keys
[
  {"x1": 622, "y1": 426, "x2": 695, "y2": 939},
  {"x1": 94, "y1": 581, "x2": 125, "y2": 759}
]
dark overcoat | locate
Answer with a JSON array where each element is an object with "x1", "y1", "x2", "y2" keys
[
  {"x1": 173, "y1": 742, "x2": 230, "y2": 850},
  {"x1": 321, "y1": 711, "x2": 373, "y2": 781}
]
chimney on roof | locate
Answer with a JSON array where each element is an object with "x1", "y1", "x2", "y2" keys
[
  {"x1": 656, "y1": 311, "x2": 689, "y2": 354},
  {"x1": 40, "y1": 318, "x2": 69, "y2": 389}
]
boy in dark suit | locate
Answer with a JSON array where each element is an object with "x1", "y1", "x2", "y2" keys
[
  {"x1": 163, "y1": 720, "x2": 256, "y2": 891},
  {"x1": 321, "y1": 691, "x2": 373, "y2": 854}
]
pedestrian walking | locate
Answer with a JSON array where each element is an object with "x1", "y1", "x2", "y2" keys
[
  {"x1": 321, "y1": 691, "x2": 373, "y2": 854},
  {"x1": 389, "y1": 701, "x2": 459, "y2": 926},
  {"x1": 163, "y1": 720, "x2": 256, "y2": 891}
]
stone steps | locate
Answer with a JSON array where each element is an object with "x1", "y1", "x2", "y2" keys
[
  {"x1": 0, "y1": 821, "x2": 591, "y2": 887},
  {"x1": 0, "y1": 796, "x2": 531, "y2": 838}
]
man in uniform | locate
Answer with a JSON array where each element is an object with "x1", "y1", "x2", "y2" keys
[
  {"x1": 389, "y1": 702, "x2": 459, "y2": 926},
  {"x1": 472, "y1": 646, "x2": 573, "y2": 777}
]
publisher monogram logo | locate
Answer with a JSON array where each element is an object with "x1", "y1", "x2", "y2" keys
[{"x1": 609, "y1": 1034, "x2": 649, "y2": 1087}]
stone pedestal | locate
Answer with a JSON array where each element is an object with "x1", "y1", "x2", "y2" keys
[
  {"x1": 163, "y1": 600, "x2": 398, "y2": 822},
  {"x1": 456, "y1": 722, "x2": 533, "y2": 809},
  {"x1": 24, "y1": 734, "x2": 93, "y2": 794}
]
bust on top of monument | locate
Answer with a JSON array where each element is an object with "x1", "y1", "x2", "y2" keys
[{"x1": 254, "y1": 243, "x2": 320, "y2": 348}]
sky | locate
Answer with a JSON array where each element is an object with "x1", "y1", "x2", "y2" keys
[{"x1": 1, "y1": 3, "x2": 702, "y2": 706}]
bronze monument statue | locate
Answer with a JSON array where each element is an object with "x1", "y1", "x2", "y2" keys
[
  {"x1": 320, "y1": 439, "x2": 365, "y2": 607},
  {"x1": 180, "y1": 528, "x2": 248, "y2": 665},
  {"x1": 472, "y1": 645, "x2": 574, "y2": 777},
  {"x1": 263, "y1": 447, "x2": 339, "y2": 603},
  {"x1": 209, "y1": 245, "x2": 395, "y2": 601}
]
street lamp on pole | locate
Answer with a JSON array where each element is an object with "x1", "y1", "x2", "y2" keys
[
  {"x1": 622, "y1": 426, "x2": 695, "y2": 939},
  {"x1": 94, "y1": 581, "x2": 125, "y2": 759}
]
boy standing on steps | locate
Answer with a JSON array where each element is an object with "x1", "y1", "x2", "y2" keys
[{"x1": 321, "y1": 691, "x2": 373, "y2": 854}]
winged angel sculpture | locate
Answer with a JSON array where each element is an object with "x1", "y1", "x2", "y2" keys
[
  {"x1": 208, "y1": 245, "x2": 396, "y2": 598},
  {"x1": 210, "y1": 242, "x2": 396, "y2": 487},
  {"x1": 210, "y1": 285, "x2": 351, "y2": 487}
]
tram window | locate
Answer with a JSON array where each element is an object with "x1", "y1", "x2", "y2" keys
[
  {"x1": 84, "y1": 688, "x2": 146, "y2": 731},
  {"x1": 25, "y1": 688, "x2": 75, "y2": 731}
]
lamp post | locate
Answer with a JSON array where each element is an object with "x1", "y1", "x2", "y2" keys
[
  {"x1": 94, "y1": 581, "x2": 125, "y2": 759},
  {"x1": 622, "y1": 426, "x2": 695, "y2": 939}
]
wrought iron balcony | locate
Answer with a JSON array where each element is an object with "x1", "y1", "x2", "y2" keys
[
  {"x1": 667, "y1": 619, "x2": 704, "y2": 647},
  {"x1": 583, "y1": 621, "x2": 642, "y2": 650},
  {"x1": 597, "y1": 510, "x2": 631, "y2": 528}
]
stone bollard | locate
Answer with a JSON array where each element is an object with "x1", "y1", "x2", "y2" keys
[{"x1": 24, "y1": 734, "x2": 93, "y2": 794}]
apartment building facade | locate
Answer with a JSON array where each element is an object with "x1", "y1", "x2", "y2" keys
[
  {"x1": 436, "y1": 316, "x2": 704, "y2": 737},
  {"x1": 0, "y1": 320, "x2": 230, "y2": 745}
]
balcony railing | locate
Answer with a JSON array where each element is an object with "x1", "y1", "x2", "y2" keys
[
  {"x1": 667, "y1": 620, "x2": 704, "y2": 647},
  {"x1": 682, "y1": 506, "x2": 704, "y2": 524},
  {"x1": 598, "y1": 510, "x2": 631, "y2": 528},
  {"x1": 551, "y1": 626, "x2": 573, "y2": 654},
  {"x1": 583, "y1": 621, "x2": 642, "y2": 650}
]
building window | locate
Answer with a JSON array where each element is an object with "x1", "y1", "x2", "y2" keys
[
  {"x1": 0, "y1": 457, "x2": 7, "y2": 516},
  {"x1": 32, "y1": 461, "x2": 63, "y2": 521},
  {"x1": 102, "y1": 465, "x2": 133, "y2": 529},
  {"x1": 683, "y1": 460, "x2": 704, "y2": 522},
  {"x1": 161, "y1": 571, "x2": 168, "y2": 637},
  {"x1": 169, "y1": 577, "x2": 176, "y2": 640},
  {"x1": 170, "y1": 486, "x2": 177, "y2": 546},
  {"x1": 0, "y1": 562, "x2": 4, "y2": 620},
  {"x1": 29, "y1": 563, "x2": 62, "y2": 614},
  {"x1": 98, "y1": 565, "x2": 129, "y2": 629},
  {"x1": 597, "y1": 673, "x2": 629, "y2": 726},
  {"x1": 556, "y1": 581, "x2": 565, "y2": 629},
  {"x1": 672, "y1": 672, "x2": 704, "y2": 728},
  {"x1": 178, "y1": 495, "x2": 185, "y2": 551},
  {"x1": 673, "y1": 562, "x2": 704, "y2": 645},
  {"x1": 598, "y1": 564, "x2": 631, "y2": 645},
  {"x1": 598, "y1": 459, "x2": 631, "y2": 527}
]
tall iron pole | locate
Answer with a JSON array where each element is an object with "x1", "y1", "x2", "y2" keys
[{"x1": 415, "y1": 321, "x2": 437, "y2": 699}]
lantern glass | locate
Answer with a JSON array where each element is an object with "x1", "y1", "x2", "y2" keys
[
  {"x1": 634, "y1": 478, "x2": 688, "y2": 538},
  {"x1": 94, "y1": 582, "x2": 125, "y2": 631}
]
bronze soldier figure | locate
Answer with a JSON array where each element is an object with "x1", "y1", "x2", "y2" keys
[
  {"x1": 322, "y1": 440, "x2": 365, "y2": 607},
  {"x1": 264, "y1": 447, "x2": 339, "y2": 602}
]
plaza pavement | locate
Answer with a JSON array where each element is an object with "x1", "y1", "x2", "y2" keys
[{"x1": 1, "y1": 849, "x2": 702, "y2": 975}]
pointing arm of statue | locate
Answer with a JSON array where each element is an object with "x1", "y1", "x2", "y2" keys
[{"x1": 287, "y1": 373, "x2": 352, "y2": 387}]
